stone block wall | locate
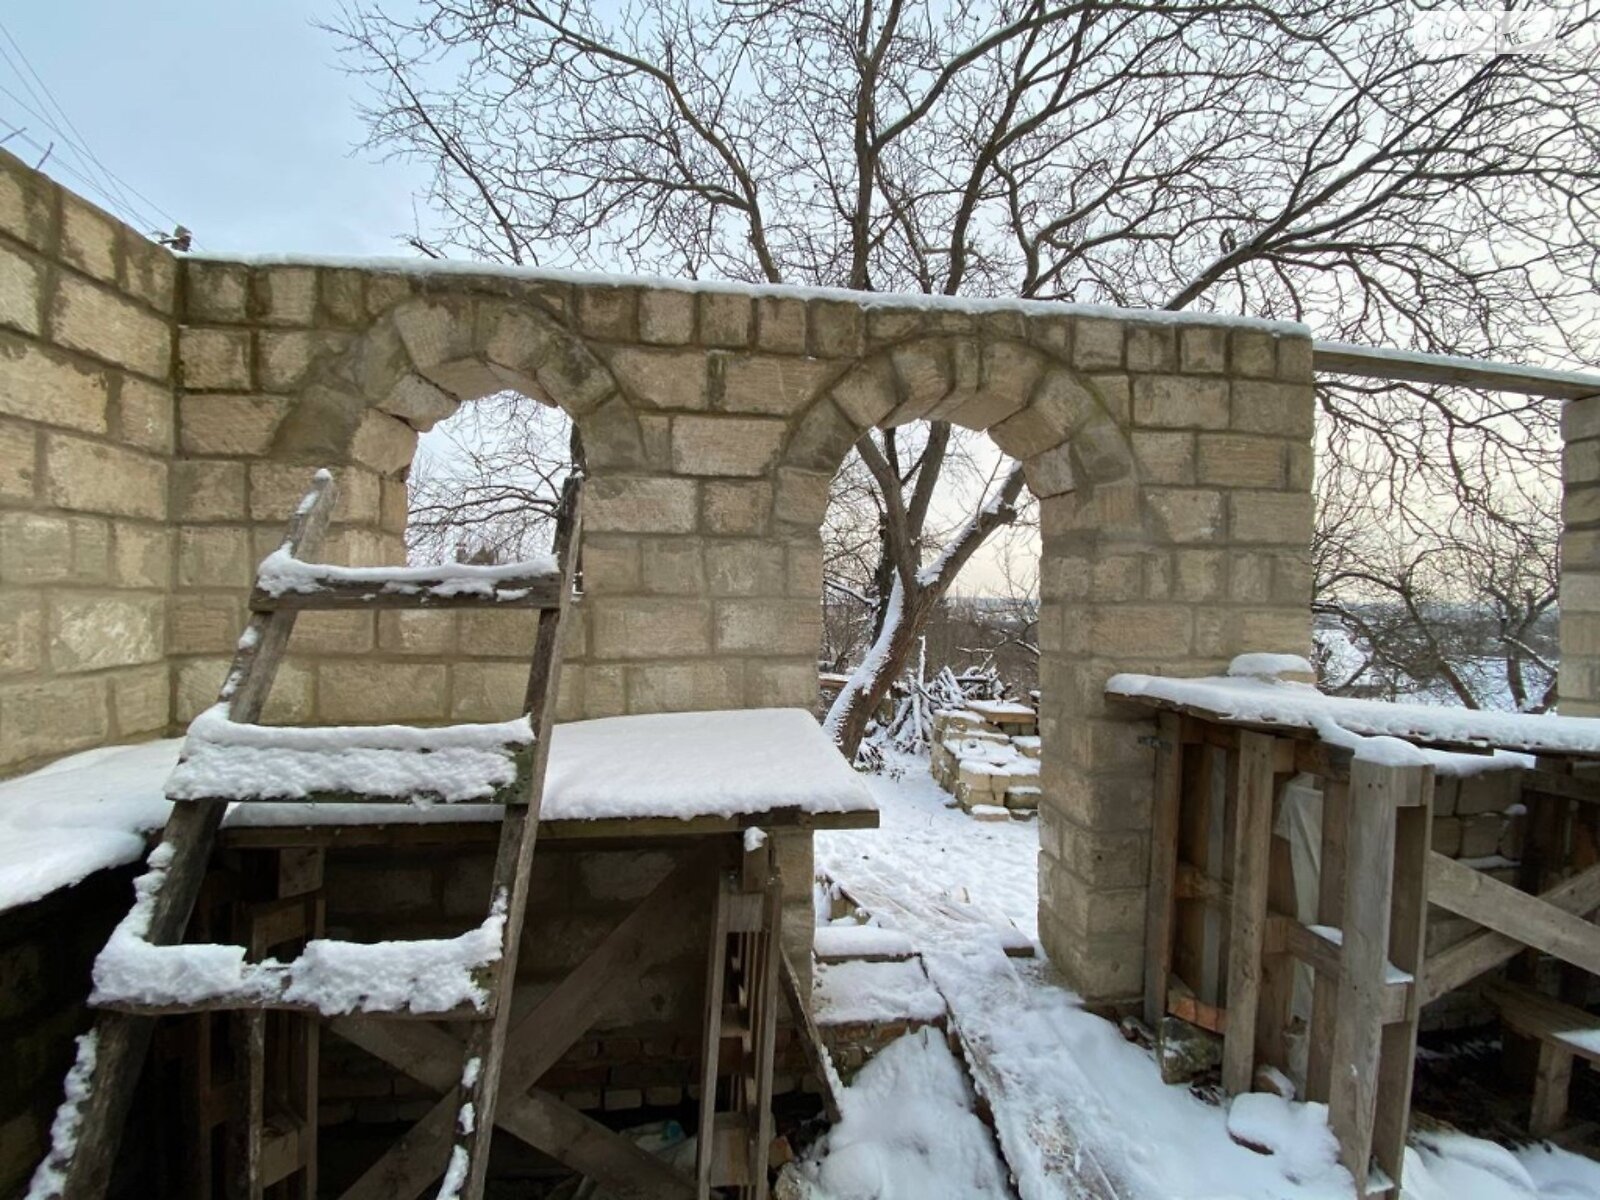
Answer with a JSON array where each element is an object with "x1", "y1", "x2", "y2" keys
[
  {"x1": 1562, "y1": 393, "x2": 1600, "y2": 715},
  {"x1": 0, "y1": 148, "x2": 177, "y2": 774}
]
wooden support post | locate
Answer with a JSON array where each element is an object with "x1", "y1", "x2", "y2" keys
[
  {"x1": 696, "y1": 874, "x2": 734, "y2": 1200},
  {"x1": 1531, "y1": 1042, "x2": 1575, "y2": 1137},
  {"x1": 1144, "y1": 713, "x2": 1183, "y2": 1029},
  {"x1": 1306, "y1": 779, "x2": 1349, "y2": 1103},
  {"x1": 1328, "y1": 759, "x2": 1411, "y2": 1194},
  {"x1": 1371, "y1": 767, "x2": 1432, "y2": 1195},
  {"x1": 1222, "y1": 732, "x2": 1275, "y2": 1096}
]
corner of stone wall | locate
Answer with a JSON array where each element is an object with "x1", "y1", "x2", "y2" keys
[
  {"x1": 1561, "y1": 393, "x2": 1600, "y2": 716},
  {"x1": 0, "y1": 149, "x2": 178, "y2": 775}
]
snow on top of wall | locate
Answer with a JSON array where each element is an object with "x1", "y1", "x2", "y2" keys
[
  {"x1": 256, "y1": 548, "x2": 557, "y2": 599},
  {"x1": 189, "y1": 251, "x2": 1311, "y2": 336},
  {"x1": 1107, "y1": 670, "x2": 1591, "y2": 766},
  {"x1": 0, "y1": 708, "x2": 873, "y2": 914}
]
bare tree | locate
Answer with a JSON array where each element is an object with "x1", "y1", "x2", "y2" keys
[{"x1": 331, "y1": 0, "x2": 1600, "y2": 748}]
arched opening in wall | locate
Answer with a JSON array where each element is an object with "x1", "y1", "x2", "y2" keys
[
  {"x1": 815, "y1": 413, "x2": 1043, "y2": 940},
  {"x1": 405, "y1": 390, "x2": 577, "y2": 566}
]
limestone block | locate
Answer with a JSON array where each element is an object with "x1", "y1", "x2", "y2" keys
[
  {"x1": 1132, "y1": 374, "x2": 1229, "y2": 430},
  {"x1": 828, "y1": 357, "x2": 897, "y2": 428},
  {"x1": 714, "y1": 599, "x2": 820, "y2": 655},
  {"x1": 0, "y1": 675, "x2": 108, "y2": 766},
  {"x1": 43, "y1": 433, "x2": 166, "y2": 519},
  {"x1": 377, "y1": 610, "x2": 456, "y2": 656},
  {"x1": 0, "y1": 160, "x2": 55, "y2": 250},
  {"x1": 670, "y1": 415, "x2": 785, "y2": 476},
  {"x1": 60, "y1": 196, "x2": 119, "y2": 284},
  {"x1": 1277, "y1": 336, "x2": 1313, "y2": 381},
  {"x1": 179, "y1": 393, "x2": 287, "y2": 457},
  {"x1": 1196, "y1": 434, "x2": 1284, "y2": 488},
  {"x1": 1228, "y1": 491, "x2": 1314, "y2": 545},
  {"x1": 167, "y1": 593, "x2": 243, "y2": 655},
  {"x1": 785, "y1": 539, "x2": 823, "y2": 597},
  {"x1": 1456, "y1": 771, "x2": 1516, "y2": 816},
  {"x1": 1229, "y1": 380, "x2": 1315, "y2": 439},
  {"x1": 1088, "y1": 604, "x2": 1191, "y2": 658},
  {"x1": 773, "y1": 467, "x2": 832, "y2": 528},
  {"x1": 581, "y1": 396, "x2": 647, "y2": 470},
  {"x1": 1072, "y1": 318, "x2": 1124, "y2": 370},
  {"x1": 746, "y1": 659, "x2": 816, "y2": 708},
  {"x1": 721, "y1": 354, "x2": 833, "y2": 417},
  {"x1": 121, "y1": 237, "x2": 175, "y2": 317},
  {"x1": 179, "y1": 327, "x2": 251, "y2": 390},
  {"x1": 1431, "y1": 816, "x2": 1464, "y2": 859},
  {"x1": 1180, "y1": 327, "x2": 1227, "y2": 374},
  {"x1": 784, "y1": 400, "x2": 857, "y2": 472},
  {"x1": 115, "y1": 377, "x2": 173, "y2": 453},
  {"x1": 176, "y1": 526, "x2": 253, "y2": 589},
  {"x1": 248, "y1": 463, "x2": 379, "y2": 526},
  {"x1": 698, "y1": 292, "x2": 751, "y2": 347},
  {"x1": 112, "y1": 664, "x2": 169, "y2": 736},
  {"x1": 604, "y1": 347, "x2": 708, "y2": 411},
  {"x1": 625, "y1": 659, "x2": 742, "y2": 713},
  {"x1": 577, "y1": 286, "x2": 636, "y2": 340},
  {"x1": 451, "y1": 661, "x2": 530, "y2": 720},
  {"x1": 1132, "y1": 432, "x2": 1196, "y2": 489},
  {"x1": 259, "y1": 330, "x2": 345, "y2": 391},
  {"x1": 0, "y1": 241, "x2": 42, "y2": 336},
  {"x1": 581, "y1": 536, "x2": 642, "y2": 592},
  {"x1": 701, "y1": 480, "x2": 771, "y2": 535},
  {"x1": 0, "y1": 421, "x2": 33, "y2": 500},
  {"x1": 1228, "y1": 329, "x2": 1275, "y2": 377},
  {"x1": 290, "y1": 611, "x2": 377, "y2": 656},
  {"x1": 173, "y1": 460, "x2": 247, "y2": 521},
  {"x1": 638, "y1": 290, "x2": 694, "y2": 345},
  {"x1": 253, "y1": 267, "x2": 317, "y2": 327},
  {"x1": 1022, "y1": 444, "x2": 1075, "y2": 499},
  {"x1": 1125, "y1": 325, "x2": 1176, "y2": 373},
  {"x1": 318, "y1": 661, "x2": 449, "y2": 722},
  {"x1": 0, "y1": 335, "x2": 110, "y2": 432},
  {"x1": 186, "y1": 261, "x2": 250, "y2": 322},
  {"x1": 586, "y1": 476, "x2": 697, "y2": 534},
  {"x1": 640, "y1": 539, "x2": 705, "y2": 595},
  {"x1": 350, "y1": 409, "x2": 418, "y2": 475},
  {"x1": 1459, "y1": 813, "x2": 1502, "y2": 859},
  {"x1": 1146, "y1": 488, "x2": 1224, "y2": 544},
  {"x1": 808, "y1": 300, "x2": 865, "y2": 358},
  {"x1": 1173, "y1": 549, "x2": 1225, "y2": 602},
  {"x1": 0, "y1": 590, "x2": 42, "y2": 675},
  {"x1": 590, "y1": 598, "x2": 711, "y2": 660},
  {"x1": 459, "y1": 608, "x2": 539, "y2": 657},
  {"x1": 755, "y1": 296, "x2": 807, "y2": 354},
  {"x1": 705, "y1": 541, "x2": 785, "y2": 596}
]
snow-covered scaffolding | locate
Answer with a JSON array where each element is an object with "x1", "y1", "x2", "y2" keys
[{"x1": 1111, "y1": 655, "x2": 1600, "y2": 1199}]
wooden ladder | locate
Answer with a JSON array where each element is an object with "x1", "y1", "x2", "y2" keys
[{"x1": 29, "y1": 469, "x2": 582, "y2": 1200}]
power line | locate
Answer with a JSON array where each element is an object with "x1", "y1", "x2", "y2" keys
[{"x1": 0, "y1": 20, "x2": 191, "y2": 244}]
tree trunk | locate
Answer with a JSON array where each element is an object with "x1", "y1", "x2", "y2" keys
[{"x1": 825, "y1": 577, "x2": 941, "y2": 757}]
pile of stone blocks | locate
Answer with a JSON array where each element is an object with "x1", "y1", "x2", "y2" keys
[{"x1": 929, "y1": 704, "x2": 1042, "y2": 818}]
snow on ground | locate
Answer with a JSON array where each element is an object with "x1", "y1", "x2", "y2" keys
[{"x1": 811, "y1": 752, "x2": 1600, "y2": 1200}]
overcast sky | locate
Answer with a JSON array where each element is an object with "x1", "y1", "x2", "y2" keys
[{"x1": 2, "y1": 3, "x2": 431, "y2": 256}]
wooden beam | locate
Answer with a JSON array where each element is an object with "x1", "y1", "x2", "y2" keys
[
  {"x1": 1422, "y1": 861, "x2": 1600, "y2": 1002},
  {"x1": 1312, "y1": 340, "x2": 1600, "y2": 400},
  {"x1": 1521, "y1": 768, "x2": 1600, "y2": 805},
  {"x1": 1307, "y1": 779, "x2": 1348, "y2": 1104},
  {"x1": 1222, "y1": 732, "x2": 1275, "y2": 1095},
  {"x1": 1328, "y1": 759, "x2": 1408, "y2": 1195},
  {"x1": 1144, "y1": 713, "x2": 1184, "y2": 1028},
  {"x1": 1427, "y1": 852, "x2": 1600, "y2": 979},
  {"x1": 248, "y1": 572, "x2": 563, "y2": 612},
  {"x1": 696, "y1": 873, "x2": 735, "y2": 1200},
  {"x1": 778, "y1": 951, "x2": 841, "y2": 1124}
]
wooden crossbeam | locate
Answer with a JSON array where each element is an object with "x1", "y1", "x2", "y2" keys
[
  {"x1": 1427, "y1": 852, "x2": 1600, "y2": 979},
  {"x1": 1422, "y1": 861, "x2": 1600, "y2": 1002},
  {"x1": 336, "y1": 858, "x2": 706, "y2": 1200}
]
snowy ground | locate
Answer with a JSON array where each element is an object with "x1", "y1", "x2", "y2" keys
[{"x1": 800, "y1": 752, "x2": 1600, "y2": 1200}]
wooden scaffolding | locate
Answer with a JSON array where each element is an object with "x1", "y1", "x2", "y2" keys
[{"x1": 1127, "y1": 693, "x2": 1600, "y2": 1198}]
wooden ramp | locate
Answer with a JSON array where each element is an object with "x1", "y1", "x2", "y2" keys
[{"x1": 28, "y1": 471, "x2": 582, "y2": 1200}]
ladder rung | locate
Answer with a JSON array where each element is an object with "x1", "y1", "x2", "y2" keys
[{"x1": 251, "y1": 551, "x2": 562, "y2": 612}]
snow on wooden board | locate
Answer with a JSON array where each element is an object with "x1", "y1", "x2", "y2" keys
[
  {"x1": 813, "y1": 923, "x2": 916, "y2": 963},
  {"x1": 255, "y1": 547, "x2": 556, "y2": 599},
  {"x1": 813, "y1": 958, "x2": 947, "y2": 1027},
  {"x1": 1107, "y1": 670, "x2": 1593, "y2": 764}
]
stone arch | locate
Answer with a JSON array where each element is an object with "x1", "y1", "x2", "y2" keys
[{"x1": 269, "y1": 291, "x2": 643, "y2": 479}]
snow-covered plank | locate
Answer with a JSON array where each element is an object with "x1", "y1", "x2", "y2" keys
[
  {"x1": 813, "y1": 958, "x2": 947, "y2": 1027},
  {"x1": 165, "y1": 706, "x2": 533, "y2": 805},
  {"x1": 1313, "y1": 340, "x2": 1600, "y2": 400},
  {"x1": 252, "y1": 550, "x2": 561, "y2": 610},
  {"x1": 813, "y1": 923, "x2": 916, "y2": 964},
  {"x1": 1108, "y1": 669, "x2": 1595, "y2": 761}
]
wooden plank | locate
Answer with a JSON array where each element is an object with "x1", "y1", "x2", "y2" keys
[
  {"x1": 1531, "y1": 1042, "x2": 1575, "y2": 1137},
  {"x1": 1371, "y1": 775, "x2": 1433, "y2": 1194},
  {"x1": 749, "y1": 881, "x2": 782, "y2": 1200},
  {"x1": 1422, "y1": 861, "x2": 1600, "y2": 1002},
  {"x1": 1328, "y1": 759, "x2": 1404, "y2": 1194},
  {"x1": 1482, "y1": 980, "x2": 1600, "y2": 1066},
  {"x1": 1222, "y1": 732, "x2": 1275, "y2": 1095},
  {"x1": 1144, "y1": 712, "x2": 1183, "y2": 1027},
  {"x1": 697, "y1": 874, "x2": 735, "y2": 1200},
  {"x1": 1428, "y1": 852, "x2": 1600, "y2": 978},
  {"x1": 1522, "y1": 768, "x2": 1600, "y2": 805},
  {"x1": 336, "y1": 856, "x2": 707, "y2": 1200},
  {"x1": 248, "y1": 571, "x2": 563, "y2": 612},
  {"x1": 1270, "y1": 918, "x2": 1411, "y2": 1026},
  {"x1": 35, "y1": 472, "x2": 338, "y2": 1200},
  {"x1": 1312, "y1": 340, "x2": 1600, "y2": 400},
  {"x1": 778, "y1": 950, "x2": 841, "y2": 1124},
  {"x1": 1307, "y1": 779, "x2": 1349, "y2": 1104}
]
